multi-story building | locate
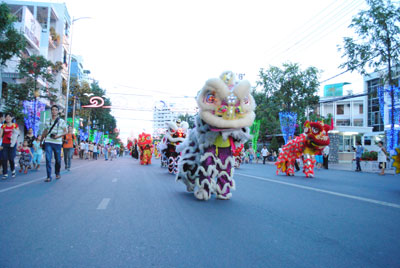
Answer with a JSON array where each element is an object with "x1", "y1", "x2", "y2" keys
[
  {"x1": 364, "y1": 69, "x2": 400, "y2": 151},
  {"x1": 1, "y1": 0, "x2": 71, "y2": 110},
  {"x1": 152, "y1": 98, "x2": 197, "y2": 137},
  {"x1": 70, "y1": 54, "x2": 92, "y2": 82},
  {"x1": 318, "y1": 83, "x2": 373, "y2": 162}
]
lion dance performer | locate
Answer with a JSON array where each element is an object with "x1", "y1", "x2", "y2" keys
[
  {"x1": 275, "y1": 120, "x2": 330, "y2": 178},
  {"x1": 176, "y1": 71, "x2": 255, "y2": 200},
  {"x1": 233, "y1": 144, "x2": 244, "y2": 168},
  {"x1": 159, "y1": 119, "x2": 189, "y2": 174},
  {"x1": 153, "y1": 141, "x2": 161, "y2": 159},
  {"x1": 138, "y1": 133, "x2": 153, "y2": 165}
]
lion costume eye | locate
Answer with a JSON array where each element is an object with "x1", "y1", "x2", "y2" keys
[
  {"x1": 205, "y1": 92, "x2": 216, "y2": 104},
  {"x1": 312, "y1": 127, "x2": 320, "y2": 134}
]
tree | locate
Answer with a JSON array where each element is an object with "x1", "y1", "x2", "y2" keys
[
  {"x1": 0, "y1": 3, "x2": 26, "y2": 66},
  {"x1": 255, "y1": 62, "x2": 321, "y2": 142},
  {"x1": 338, "y1": 0, "x2": 400, "y2": 148},
  {"x1": 4, "y1": 55, "x2": 61, "y2": 120},
  {"x1": 178, "y1": 113, "x2": 195, "y2": 129}
]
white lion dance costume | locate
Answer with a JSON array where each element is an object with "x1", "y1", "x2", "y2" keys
[
  {"x1": 159, "y1": 120, "x2": 189, "y2": 174},
  {"x1": 176, "y1": 71, "x2": 255, "y2": 200}
]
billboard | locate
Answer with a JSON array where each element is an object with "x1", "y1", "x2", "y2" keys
[{"x1": 323, "y1": 82, "x2": 350, "y2": 97}]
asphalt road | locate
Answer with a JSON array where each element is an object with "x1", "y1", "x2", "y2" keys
[{"x1": 0, "y1": 156, "x2": 399, "y2": 268}]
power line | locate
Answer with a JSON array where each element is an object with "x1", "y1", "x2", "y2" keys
[
  {"x1": 264, "y1": 0, "x2": 340, "y2": 55},
  {"x1": 273, "y1": 0, "x2": 364, "y2": 62},
  {"x1": 265, "y1": 0, "x2": 364, "y2": 62}
]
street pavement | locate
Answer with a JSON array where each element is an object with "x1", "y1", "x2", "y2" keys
[{"x1": 0, "y1": 156, "x2": 399, "y2": 268}]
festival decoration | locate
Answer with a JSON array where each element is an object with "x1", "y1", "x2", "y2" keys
[
  {"x1": 378, "y1": 86, "x2": 400, "y2": 151},
  {"x1": 392, "y1": 147, "x2": 400, "y2": 174},
  {"x1": 275, "y1": 120, "x2": 330, "y2": 178},
  {"x1": 176, "y1": 71, "x2": 255, "y2": 200},
  {"x1": 82, "y1": 96, "x2": 111, "y2": 108},
  {"x1": 137, "y1": 132, "x2": 153, "y2": 165},
  {"x1": 22, "y1": 100, "x2": 46, "y2": 136},
  {"x1": 158, "y1": 119, "x2": 189, "y2": 174},
  {"x1": 279, "y1": 112, "x2": 297, "y2": 144},
  {"x1": 250, "y1": 120, "x2": 260, "y2": 152}
]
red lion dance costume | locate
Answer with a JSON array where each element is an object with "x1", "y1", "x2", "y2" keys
[
  {"x1": 275, "y1": 120, "x2": 330, "y2": 178},
  {"x1": 138, "y1": 133, "x2": 153, "y2": 165}
]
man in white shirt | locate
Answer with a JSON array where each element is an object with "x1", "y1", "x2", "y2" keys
[
  {"x1": 42, "y1": 105, "x2": 67, "y2": 182},
  {"x1": 261, "y1": 145, "x2": 269, "y2": 165},
  {"x1": 323, "y1": 145, "x2": 330, "y2": 169}
]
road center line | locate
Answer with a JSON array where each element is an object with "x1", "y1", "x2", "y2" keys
[
  {"x1": 236, "y1": 172, "x2": 400, "y2": 209},
  {"x1": 97, "y1": 198, "x2": 111, "y2": 210},
  {"x1": 0, "y1": 162, "x2": 94, "y2": 194}
]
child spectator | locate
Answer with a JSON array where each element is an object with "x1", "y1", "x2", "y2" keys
[
  {"x1": 32, "y1": 135, "x2": 43, "y2": 170},
  {"x1": 18, "y1": 140, "x2": 33, "y2": 174}
]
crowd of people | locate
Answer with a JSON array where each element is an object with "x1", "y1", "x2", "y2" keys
[
  {"x1": 0, "y1": 106, "x2": 392, "y2": 180},
  {"x1": 0, "y1": 105, "x2": 124, "y2": 182}
]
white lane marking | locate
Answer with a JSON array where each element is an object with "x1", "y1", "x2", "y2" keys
[
  {"x1": 97, "y1": 198, "x2": 111, "y2": 210},
  {"x1": 112, "y1": 178, "x2": 118, "y2": 182},
  {"x1": 236, "y1": 173, "x2": 400, "y2": 209},
  {"x1": 0, "y1": 162, "x2": 93, "y2": 194}
]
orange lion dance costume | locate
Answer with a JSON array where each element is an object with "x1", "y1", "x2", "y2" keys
[
  {"x1": 138, "y1": 133, "x2": 153, "y2": 165},
  {"x1": 275, "y1": 120, "x2": 330, "y2": 178}
]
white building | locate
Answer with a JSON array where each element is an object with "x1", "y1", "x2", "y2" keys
[
  {"x1": 1, "y1": 0, "x2": 72, "y2": 110},
  {"x1": 153, "y1": 98, "x2": 197, "y2": 137},
  {"x1": 318, "y1": 83, "x2": 373, "y2": 162}
]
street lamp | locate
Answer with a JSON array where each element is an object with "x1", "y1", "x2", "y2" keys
[{"x1": 64, "y1": 16, "x2": 91, "y2": 122}]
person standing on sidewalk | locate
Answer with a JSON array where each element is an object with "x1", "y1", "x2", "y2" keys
[
  {"x1": 0, "y1": 113, "x2": 20, "y2": 179},
  {"x1": 354, "y1": 141, "x2": 364, "y2": 172},
  {"x1": 41, "y1": 105, "x2": 67, "y2": 182},
  {"x1": 261, "y1": 145, "x2": 269, "y2": 165},
  {"x1": 323, "y1": 144, "x2": 330, "y2": 169},
  {"x1": 63, "y1": 126, "x2": 76, "y2": 171},
  {"x1": 377, "y1": 141, "x2": 388, "y2": 175}
]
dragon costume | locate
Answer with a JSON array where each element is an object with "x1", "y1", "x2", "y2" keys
[
  {"x1": 138, "y1": 133, "x2": 153, "y2": 165},
  {"x1": 176, "y1": 71, "x2": 255, "y2": 200},
  {"x1": 275, "y1": 120, "x2": 330, "y2": 178},
  {"x1": 159, "y1": 120, "x2": 189, "y2": 174}
]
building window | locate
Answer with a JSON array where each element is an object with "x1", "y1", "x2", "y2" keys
[
  {"x1": 353, "y1": 119, "x2": 363, "y2": 126},
  {"x1": 359, "y1": 104, "x2": 363, "y2": 114},
  {"x1": 337, "y1": 119, "x2": 350, "y2": 126},
  {"x1": 367, "y1": 78, "x2": 384, "y2": 132},
  {"x1": 337, "y1": 104, "x2": 344, "y2": 115}
]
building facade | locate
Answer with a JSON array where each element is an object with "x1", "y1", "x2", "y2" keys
[{"x1": 1, "y1": 0, "x2": 71, "y2": 110}]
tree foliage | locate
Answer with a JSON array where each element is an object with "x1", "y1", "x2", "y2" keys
[
  {"x1": 4, "y1": 55, "x2": 60, "y2": 120},
  {"x1": 254, "y1": 62, "x2": 321, "y2": 142},
  {"x1": 0, "y1": 3, "x2": 26, "y2": 66},
  {"x1": 71, "y1": 80, "x2": 117, "y2": 142},
  {"x1": 338, "y1": 0, "x2": 400, "y2": 85},
  {"x1": 177, "y1": 113, "x2": 196, "y2": 129}
]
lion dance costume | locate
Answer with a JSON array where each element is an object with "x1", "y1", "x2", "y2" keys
[
  {"x1": 159, "y1": 120, "x2": 189, "y2": 174},
  {"x1": 275, "y1": 120, "x2": 330, "y2": 178},
  {"x1": 138, "y1": 133, "x2": 153, "y2": 165},
  {"x1": 176, "y1": 71, "x2": 255, "y2": 200},
  {"x1": 233, "y1": 144, "x2": 244, "y2": 168}
]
